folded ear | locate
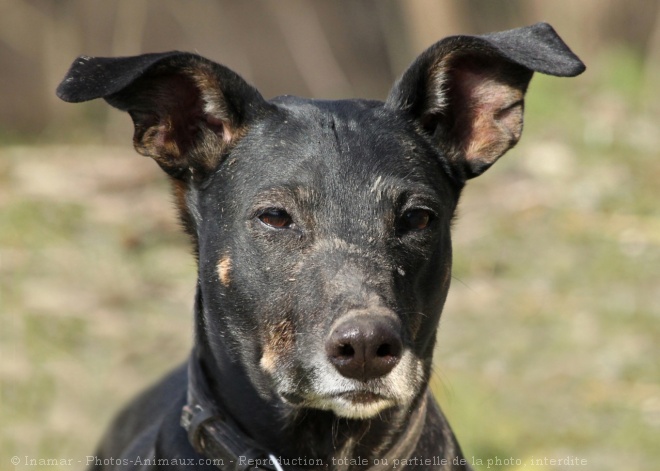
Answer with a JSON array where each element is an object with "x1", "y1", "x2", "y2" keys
[
  {"x1": 57, "y1": 51, "x2": 268, "y2": 180},
  {"x1": 386, "y1": 23, "x2": 585, "y2": 180}
]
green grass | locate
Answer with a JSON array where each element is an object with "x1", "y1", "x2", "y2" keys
[
  {"x1": 2, "y1": 49, "x2": 659, "y2": 470},
  {"x1": 0, "y1": 146, "x2": 196, "y2": 468},
  {"x1": 431, "y1": 50, "x2": 659, "y2": 469}
]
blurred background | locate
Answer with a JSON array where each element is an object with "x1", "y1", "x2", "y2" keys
[{"x1": 1, "y1": 1, "x2": 659, "y2": 470}]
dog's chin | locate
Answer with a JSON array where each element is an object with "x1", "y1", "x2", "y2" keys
[
  {"x1": 321, "y1": 393, "x2": 397, "y2": 419},
  {"x1": 279, "y1": 391, "x2": 401, "y2": 419}
]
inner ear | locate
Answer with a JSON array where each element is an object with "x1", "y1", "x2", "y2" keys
[
  {"x1": 110, "y1": 67, "x2": 233, "y2": 179},
  {"x1": 426, "y1": 54, "x2": 533, "y2": 177}
]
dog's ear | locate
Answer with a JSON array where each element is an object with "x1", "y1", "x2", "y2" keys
[
  {"x1": 57, "y1": 51, "x2": 268, "y2": 180},
  {"x1": 387, "y1": 23, "x2": 585, "y2": 180}
]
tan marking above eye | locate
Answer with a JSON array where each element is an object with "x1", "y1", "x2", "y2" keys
[{"x1": 217, "y1": 256, "x2": 232, "y2": 286}]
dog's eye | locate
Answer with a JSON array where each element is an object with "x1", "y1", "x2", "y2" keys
[
  {"x1": 400, "y1": 208, "x2": 432, "y2": 231},
  {"x1": 258, "y1": 209, "x2": 293, "y2": 229}
]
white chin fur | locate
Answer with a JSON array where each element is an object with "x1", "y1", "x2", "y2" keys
[{"x1": 317, "y1": 396, "x2": 397, "y2": 419}]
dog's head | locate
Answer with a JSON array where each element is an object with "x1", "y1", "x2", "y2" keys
[{"x1": 58, "y1": 23, "x2": 583, "y2": 419}]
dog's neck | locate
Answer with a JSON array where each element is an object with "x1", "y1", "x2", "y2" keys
[{"x1": 190, "y1": 292, "x2": 424, "y2": 469}]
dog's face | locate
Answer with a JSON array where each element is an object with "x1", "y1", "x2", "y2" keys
[
  {"x1": 197, "y1": 98, "x2": 459, "y2": 418},
  {"x1": 57, "y1": 23, "x2": 584, "y2": 420}
]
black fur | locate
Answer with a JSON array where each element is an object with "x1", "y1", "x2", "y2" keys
[{"x1": 57, "y1": 23, "x2": 584, "y2": 471}]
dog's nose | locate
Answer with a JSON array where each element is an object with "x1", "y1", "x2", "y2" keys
[{"x1": 326, "y1": 315, "x2": 402, "y2": 381}]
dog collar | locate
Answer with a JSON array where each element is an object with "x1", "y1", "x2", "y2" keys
[
  {"x1": 181, "y1": 358, "x2": 428, "y2": 471},
  {"x1": 181, "y1": 358, "x2": 286, "y2": 471}
]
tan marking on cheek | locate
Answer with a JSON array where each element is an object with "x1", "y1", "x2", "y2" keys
[
  {"x1": 260, "y1": 349, "x2": 277, "y2": 374},
  {"x1": 217, "y1": 256, "x2": 232, "y2": 287},
  {"x1": 260, "y1": 319, "x2": 295, "y2": 374}
]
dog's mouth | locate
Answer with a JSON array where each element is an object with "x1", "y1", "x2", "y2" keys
[
  {"x1": 337, "y1": 391, "x2": 385, "y2": 404},
  {"x1": 281, "y1": 389, "x2": 388, "y2": 404}
]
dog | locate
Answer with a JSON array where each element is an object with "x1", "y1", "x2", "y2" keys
[{"x1": 57, "y1": 23, "x2": 584, "y2": 471}]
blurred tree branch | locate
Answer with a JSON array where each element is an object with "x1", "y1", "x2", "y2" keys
[{"x1": 0, "y1": 0, "x2": 657, "y2": 137}]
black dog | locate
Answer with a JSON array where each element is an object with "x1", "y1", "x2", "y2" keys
[{"x1": 57, "y1": 23, "x2": 584, "y2": 471}]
